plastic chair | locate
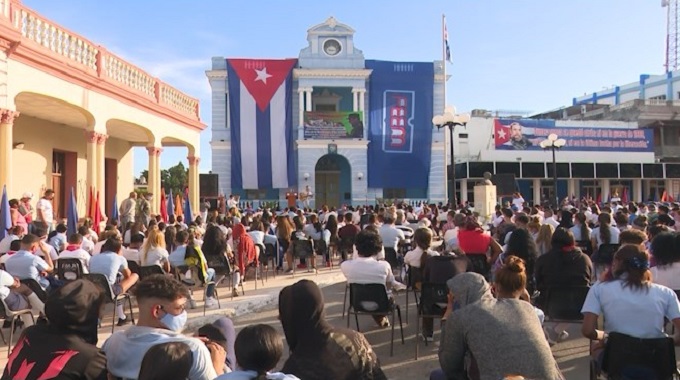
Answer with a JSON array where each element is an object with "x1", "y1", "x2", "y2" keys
[
  {"x1": 19, "y1": 279, "x2": 47, "y2": 303},
  {"x1": 56, "y1": 258, "x2": 85, "y2": 281},
  {"x1": 590, "y1": 332, "x2": 680, "y2": 380},
  {"x1": 262, "y1": 242, "x2": 278, "y2": 280},
  {"x1": 84, "y1": 273, "x2": 135, "y2": 333},
  {"x1": 291, "y1": 239, "x2": 315, "y2": 277},
  {"x1": 539, "y1": 286, "x2": 590, "y2": 323},
  {"x1": 404, "y1": 265, "x2": 422, "y2": 324},
  {"x1": 415, "y1": 282, "x2": 448, "y2": 360},
  {"x1": 127, "y1": 260, "x2": 141, "y2": 275},
  {"x1": 138, "y1": 265, "x2": 165, "y2": 280},
  {"x1": 337, "y1": 235, "x2": 354, "y2": 262},
  {"x1": 0, "y1": 296, "x2": 34, "y2": 357},
  {"x1": 252, "y1": 244, "x2": 266, "y2": 290},
  {"x1": 347, "y1": 283, "x2": 404, "y2": 356}
]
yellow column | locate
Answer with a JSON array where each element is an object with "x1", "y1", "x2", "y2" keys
[
  {"x1": 147, "y1": 147, "x2": 162, "y2": 214},
  {"x1": 188, "y1": 155, "x2": 200, "y2": 218},
  {"x1": 96, "y1": 134, "x2": 108, "y2": 216},
  {"x1": 0, "y1": 109, "x2": 19, "y2": 196}
]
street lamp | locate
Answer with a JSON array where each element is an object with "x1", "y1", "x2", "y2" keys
[
  {"x1": 539, "y1": 133, "x2": 566, "y2": 208},
  {"x1": 433, "y1": 106, "x2": 470, "y2": 207}
]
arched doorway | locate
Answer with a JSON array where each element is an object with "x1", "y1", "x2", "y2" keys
[{"x1": 315, "y1": 154, "x2": 351, "y2": 208}]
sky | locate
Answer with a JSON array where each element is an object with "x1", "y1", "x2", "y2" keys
[{"x1": 23, "y1": 0, "x2": 667, "y2": 176}]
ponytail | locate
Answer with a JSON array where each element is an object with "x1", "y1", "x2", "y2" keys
[{"x1": 599, "y1": 213, "x2": 612, "y2": 244}]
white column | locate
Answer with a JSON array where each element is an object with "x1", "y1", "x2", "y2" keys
[
  {"x1": 358, "y1": 89, "x2": 366, "y2": 139},
  {"x1": 188, "y1": 156, "x2": 200, "y2": 215},
  {"x1": 297, "y1": 88, "x2": 305, "y2": 126},
  {"x1": 633, "y1": 179, "x2": 642, "y2": 203},
  {"x1": 96, "y1": 134, "x2": 108, "y2": 216},
  {"x1": 460, "y1": 180, "x2": 468, "y2": 203},
  {"x1": 305, "y1": 88, "x2": 313, "y2": 112},
  {"x1": 85, "y1": 132, "x2": 98, "y2": 200},
  {"x1": 352, "y1": 89, "x2": 359, "y2": 112},
  {"x1": 147, "y1": 147, "x2": 162, "y2": 214},
  {"x1": 568, "y1": 179, "x2": 577, "y2": 200},
  {"x1": 601, "y1": 179, "x2": 610, "y2": 203},
  {"x1": 533, "y1": 179, "x2": 541, "y2": 206},
  {"x1": 0, "y1": 110, "x2": 18, "y2": 197}
]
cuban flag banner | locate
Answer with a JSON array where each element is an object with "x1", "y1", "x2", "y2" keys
[
  {"x1": 227, "y1": 58, "x2": 297, "y2": 189},
  {"x1": 366, "y1": 60, "x2": 434, "y2": 188}
]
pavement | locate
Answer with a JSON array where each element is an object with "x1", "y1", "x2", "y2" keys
[{"x1": 0, "y1": 264, "x2": 664, "y2": 379}]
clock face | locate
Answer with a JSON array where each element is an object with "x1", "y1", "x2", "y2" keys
[{"x1": 323, "y1": 39, "x2": 342, "y2": 56}]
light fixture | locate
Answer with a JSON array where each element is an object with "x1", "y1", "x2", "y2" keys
[
  {"x1": 303, "y1": 172, "x2": 310, "y2": 181},
  {"x1": 432, "y1": 106, "x2": 471, "y2": 206},
  {"x1": 13, "y1": 142, "x2": 24, "y2": 150},
  {"x1": 540, "y1": 134, "x2": 567, "y2": 207},
  {"x1": 357, "y1": 172, "x2": 364, "y2": 180}
]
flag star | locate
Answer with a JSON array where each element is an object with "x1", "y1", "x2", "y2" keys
[
  {"x1": 497, "y1": 129, "x2": 506, "y2": 139},
  {"x1": 254, "y1": 67, "x2": 272, "y2": 84}
]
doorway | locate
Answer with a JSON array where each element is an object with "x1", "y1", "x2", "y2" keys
[
  {"x1": 314, "y1": 154, "x2": 351, "y2": 208},
  {"x1": 52, "y1": 150, "x2": 77, "y2": 220},
  {"x1": 105, "y1": 158, "x2": 118, "y2": 217}
]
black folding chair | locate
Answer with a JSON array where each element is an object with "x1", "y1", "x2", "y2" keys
[
  {"x1": 291, "y1": 239, "x2": 315, "y2": 277},
  {"x1": 590, "y1": 332, "x2": 680, "y2": 380},
  {"x1": 84, "y1": 273, "x2": 135, "y2": 333},
  {"x1": 540, "y1": 286, "x2": 591, "y2": 323},
  {"x1": 466, "y1": 254, "x2": 491, "y2": 280},
  {"x1": 127, "y1": 260, "x2": 141, "y2": 276},
  {"x1": 384, "y1": 247, "x2": 399, "y2": 269},
  {"x1": 56, "y1": 258, "x2": 85, "y2": 281},
  {"x1": 592, "y1": 244, "x2": 620, "y2": 266},
  {"x1": 415, "y1": 282, "x2": 448, "y2": 360},
  {"x1": 404, "y1": 266, "x2": 422, "y2": 324},
  {"x1": 347, "y1": 283, "x2": 404, "y2": 356},
  {"x1": 20, "y1": 279, "x2": 47, "y2": 303},
  {"x1": 252, "y1": 243, "x2": 266, "y2": 289},
  {"x1": 0, "y1": 296, "x2": 34, "y2": 357},
  {"x1": 577, "y1": 240, "x2": 593, "y2": 257},
  {"x1": 263, "y1": 242, "x2": 278, "y2": 279},
  {"x1": 337, "y1": 235, "x2": 354, "y2": 262},
  {"x1": 138, "y1": 265, "x2": 165, "y2": 280}
]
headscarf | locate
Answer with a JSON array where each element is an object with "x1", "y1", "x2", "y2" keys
[
  {"x1": 45, "y1": 279, "x2": 105, "y2": 345},
  {"x1": 446, "y1": 272, "x2": 493, "y2": 309},
  {"x1": 232, "y1": 223, "x2": 257, "y2": 274},
  {"x1": 278, "y1": 279, "x2": 332, "y2": 352}
]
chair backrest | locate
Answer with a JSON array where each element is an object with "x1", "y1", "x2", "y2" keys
[
  {"x1": 138, "y1": 265, "x2": 165, "y2": 279},
  {"x1": 20, "y1": 279, "x2": 48, "y2": 302},
  {"x1": 542, "y1": 286, "x2": 590, "y2": 321},
  {"x1": 84, "y1": 273, "x2": 115, "y2": 302},
  {"x1": 292, "y1": 239, "x2": 313, "y2": 259},
  {"x1": 384, "y1": 247, "x2": 398, "y2": 267},
  {"x1": 406, "y1": 266, "x2": 423, "y2": 288},
  {"x1": 254, "y1": 243, "x2": 265, "y2": 257},
  {"x1": 205, "y1": 254, "x2": 231, "y2": 274},
  {"x1": 56, "y1": 258, "x2": 85, "y2": 281},
  {"x1": 338, "y1": 235, "x2": 354, "y2": 253},
  {"x1": 594, "y1": 244, "x2": 620, "y2": 264},
  {"x1": 602, "y1": 332, "x2": 678, "y2": 379},
  {"x1": 0, "y1": 297, "x2": 10, "y2": 319},
  {"x1": 314, "y1": 239, "x2": 327, "y2": 254},
  {"x1": 418, "y1": 282, "x2": 448, "y2": 317},
  {"x1": 264, "y1": 243, "x2": 277, "y2": 258},
  {"x1": 349, "y1": 283, "x2": 391, "y2": 313},
  {"x1": 127, "y1": 260, "x2": 141, "y2": 275}
]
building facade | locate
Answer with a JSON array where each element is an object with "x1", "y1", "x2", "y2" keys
[{"x1": 207, "y1": 17, "x2": 447, "y2": 208}]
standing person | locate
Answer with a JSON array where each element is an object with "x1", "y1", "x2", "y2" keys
[
  {"x1": 137, "y1": 193, "x2": 152, "y2": 227},
  {"x1": 300, "y1": 185, "x2": 313, "y2": 210},
  {"x1": 512, "y1": 192, "x2": 525, "y2": 210},
  {"x1": 200, "y1": 199, "x2": 210, "y2": 226},
  {"x1": 36, "y1": 189, "x2": 56, "y2": 233},
  {"x1": 119, "y1": 192, "x2": 137, "y2": 235},
  {"x1": 18, "y1": 192, "x2": 34, "y2": 233},
  {"x1": 8, "y1": 199, "x2": 28, "y2": 234},
  {"x1": 279, "y1": 280, "x2": 386, "y2": 380}
]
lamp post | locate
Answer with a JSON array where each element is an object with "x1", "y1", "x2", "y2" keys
[
  {"x1": 433, "y1": 106, "x2": 470, "y2": 208},
  {"x1": 539, "y1": 133, "x2": 566, "y2": 208}
]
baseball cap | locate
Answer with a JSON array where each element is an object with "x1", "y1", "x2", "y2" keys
[{"x1": 21, "y1": 192, "x2": 33, "y2": 199}]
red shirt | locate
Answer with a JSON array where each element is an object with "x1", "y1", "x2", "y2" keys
[{"x1": 458, "y1": 229, "x2": 492, "y2": 255}]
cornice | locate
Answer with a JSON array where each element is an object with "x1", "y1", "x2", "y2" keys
[
  {"x1": 206, "y1": 69, "x2": 227, "y2": 80},
  {"x1": 294, "y1": 68, "x2": 372, "y2": 79}
]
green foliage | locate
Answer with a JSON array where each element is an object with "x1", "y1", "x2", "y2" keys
[{"x1": 138, "y1": 162, "x2": 188, "y2": 195}]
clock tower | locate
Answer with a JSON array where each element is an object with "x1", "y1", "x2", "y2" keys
[{"x1": 298, "y1": 16, "x2": 365, "y2": 69}]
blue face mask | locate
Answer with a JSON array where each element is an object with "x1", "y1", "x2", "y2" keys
[{"x1": 160, "y1": 309, "x2": 187, "y2": 332}]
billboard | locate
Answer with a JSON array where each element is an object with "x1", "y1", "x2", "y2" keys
[
  {"x1": 494, "y1": 119, "x2": 654, "y2": 152},
  {"x1": 303, "y1": 111, "x2": 364, "y2": 139}
]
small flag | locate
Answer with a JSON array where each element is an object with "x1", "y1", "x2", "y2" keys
[
  {"x1": 159, "y1": 189, "x2": 168, "y2": 223},
  {"x1": 183, "y1": 188, "x2": 193, "y2": 223},
  {"x1": 0, "y1": 186, "x2": 10, "y2": 241},
  {"x1": 167, "y1": 189, "x2": 175, "y2": 218},
  {"x1": 621, "y1": 187, "x2": 629, "y2": 204},
  {"x1": 67, "y1": 187, "x2": 79, "y2": 237},
  {"x1": 93, "y1": 191, "x2": 102, "y2": 234},
  {"x1": 110, "y1": 194, "x2": 119, "y2": 224},
  {"x1": 444, "y1": 16, "x2": 452, "y2": 63},
  {"x1": 87, "y1": 186, "x2": 95, "y2": 220}
]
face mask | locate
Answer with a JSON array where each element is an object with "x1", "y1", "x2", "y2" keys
[{"x1": 160, "y1": 309, "x2": 187, "y2": 332}]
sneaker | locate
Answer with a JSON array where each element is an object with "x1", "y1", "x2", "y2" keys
[
  {"x1": 232, "y1": 288, "x2": 240, "y2": 298},
  {"x1": 285, "y1": 268, "x2": 293, "y2": 274},
  {"x1": 205, "y1": 297, "x2": 218, "y2": 308},
  {"x1": 379, "y1": 318, "x2": 391, "y2": 328},
  {"x1": 116, "y1": 317, "x2": 130, "y2": 327},
  {"x1": 557, "y1": 330, "x2": 569, "y2": 342}
]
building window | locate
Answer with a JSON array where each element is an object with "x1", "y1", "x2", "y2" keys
[
  {"x1": 649, "y1": 95, "x2": 667, "y2": 101},
  {"x1": 383, "y1": 188, "x2": 406, "y2": 199},
  {"x1": 581, "y1": 180, "x2": 600, "y2": 199},
  {"x1": 245, "y1": 189, "x2": 268, "y2": 199},
  {"x1": 459, "y1": 133, "x2": 469, "y2": 139}
]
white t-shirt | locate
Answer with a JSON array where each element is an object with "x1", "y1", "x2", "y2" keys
[
  {"x1": 141, "y1": 247, "x2": 169, "y2": 267},
  {"x1": 403, "y1": 247, "x2": 439, "y2": 269},
  {"x1": 512, "y1": 197, "x2": 525, "y2": 209},
  {"x1": 122, "y1": 248, "x2": 140, "y2": 264},
  {"x1": 80, "y1": 237, "x2": 95, "y2": 254},
  {"x1": 36, "y1": 198, "x2": 53, "y2": 223},
  {"x1": 58, "y1": 248, "x2": 91, "y2": 273},
  {"x1": 651, "y1": 263, "x2": 680, "y2": 290},
  {"x1": 591, "y1": 226, "x2": 621, "y2": 247},
  {"x1": 0, "y1": 270, "x2": 15, "y2": 299},
  {"x1": 0, "y1": 235, "x2": 19, "y2": 254}
]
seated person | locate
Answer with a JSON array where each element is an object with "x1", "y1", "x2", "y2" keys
[
  {"x1": 169, "y1": 230, "x2": 189, "y2": 268},
  {"x1": 1, "y1": 280, "x2": 107, "y2": 379},
  {"x1": 340, "y1": 229, "x2": 405, "y2": 328},
  {"x1": 650, "y1": 232, "x2": 680, "y2": 289},
  {"x1": 122, "y1": 232, "x2": 144, "y2": 264},
  {"x1": 0, "y1": 268, "x2": 45, "y2": 326},
  {"x1": 88, "y1": 237, "x2": 139, "y2": 326},
  {"x1": 185, "y1": 233, "x2": 218, "y2": 308},
  {"x1": 77, "y1": 225, "x2": 95, "y2": 255},
  {"x1": 433, "y1": 263, "x2": 563, "y2": 380},
  {"x1": 232, "y1": 224, "x2": 258, "y2": 296},
  {"x1": 0, "y1": 225, "x2": 23, "y2": 254},
  {"x1": 404, "y1": 227, "x2": 440, "y2": 283},
  {"x1": 48, "y1": 223, "x2": 68, "y2": 253},
  {"x1": 140, "y1": 227, "x2": 171, "y2": 273},
  {"x1": 581, "y1": 244, "x2": 680, "y2": 376},
  {"x1": 5, "y1": 234, "x2": 54, "y2": 290},
  {"x1": 102, "y1": 275, "x2": 227, "y2": 379},
  {"x1": 33, "y1": 224, "x2": 59, "y2": 262},
  {"x1": 215, "y1": 324, "x2": 298, "y2": 380},
  {"x1": 58, "y1": 233, "x2": 91, "y2": 274}
]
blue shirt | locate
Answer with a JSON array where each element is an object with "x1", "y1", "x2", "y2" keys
[
  {"x1": 89, "y1": 251, "x2": 128, "y2": 285},
  {"x1": 4, "y1": 250, "x2": 50, "y2": 289},
  {"x1": 582, "y1": 279, "x2": 680, "y2": 339},
  {"x1": 169, "y1": 245, "x2": 187, "y2": 267}
]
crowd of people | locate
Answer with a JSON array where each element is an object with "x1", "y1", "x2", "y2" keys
[{"x1": 2, "y1": 187, "x2": 680, "y2": 378}]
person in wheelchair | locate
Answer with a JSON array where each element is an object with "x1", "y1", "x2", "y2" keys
[{"x1": 581, "y1": 244, "x2": 680, "y2": 376}]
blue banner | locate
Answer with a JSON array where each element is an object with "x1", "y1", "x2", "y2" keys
[
  {"x1": 494, "y1": 119, "x2": 654, "y2": 152},
  {"x1": 366, "y1": 60, "x2": 434, "y2": 188}
]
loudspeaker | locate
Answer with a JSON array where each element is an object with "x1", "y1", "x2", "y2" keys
[
  {"x1": 492, "y1": 173, "x2": 516, "y2": 196},
  {"x1": 199, "y1": 174, "x2": 219, "y2": 198}
]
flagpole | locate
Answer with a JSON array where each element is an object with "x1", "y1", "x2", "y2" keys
[
  {"x1": 442, "y1": 14, "x2": 447, "y2": 109},
  {"x1": 442, "y1": 13, "x2": 450, "y2": 206}
]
